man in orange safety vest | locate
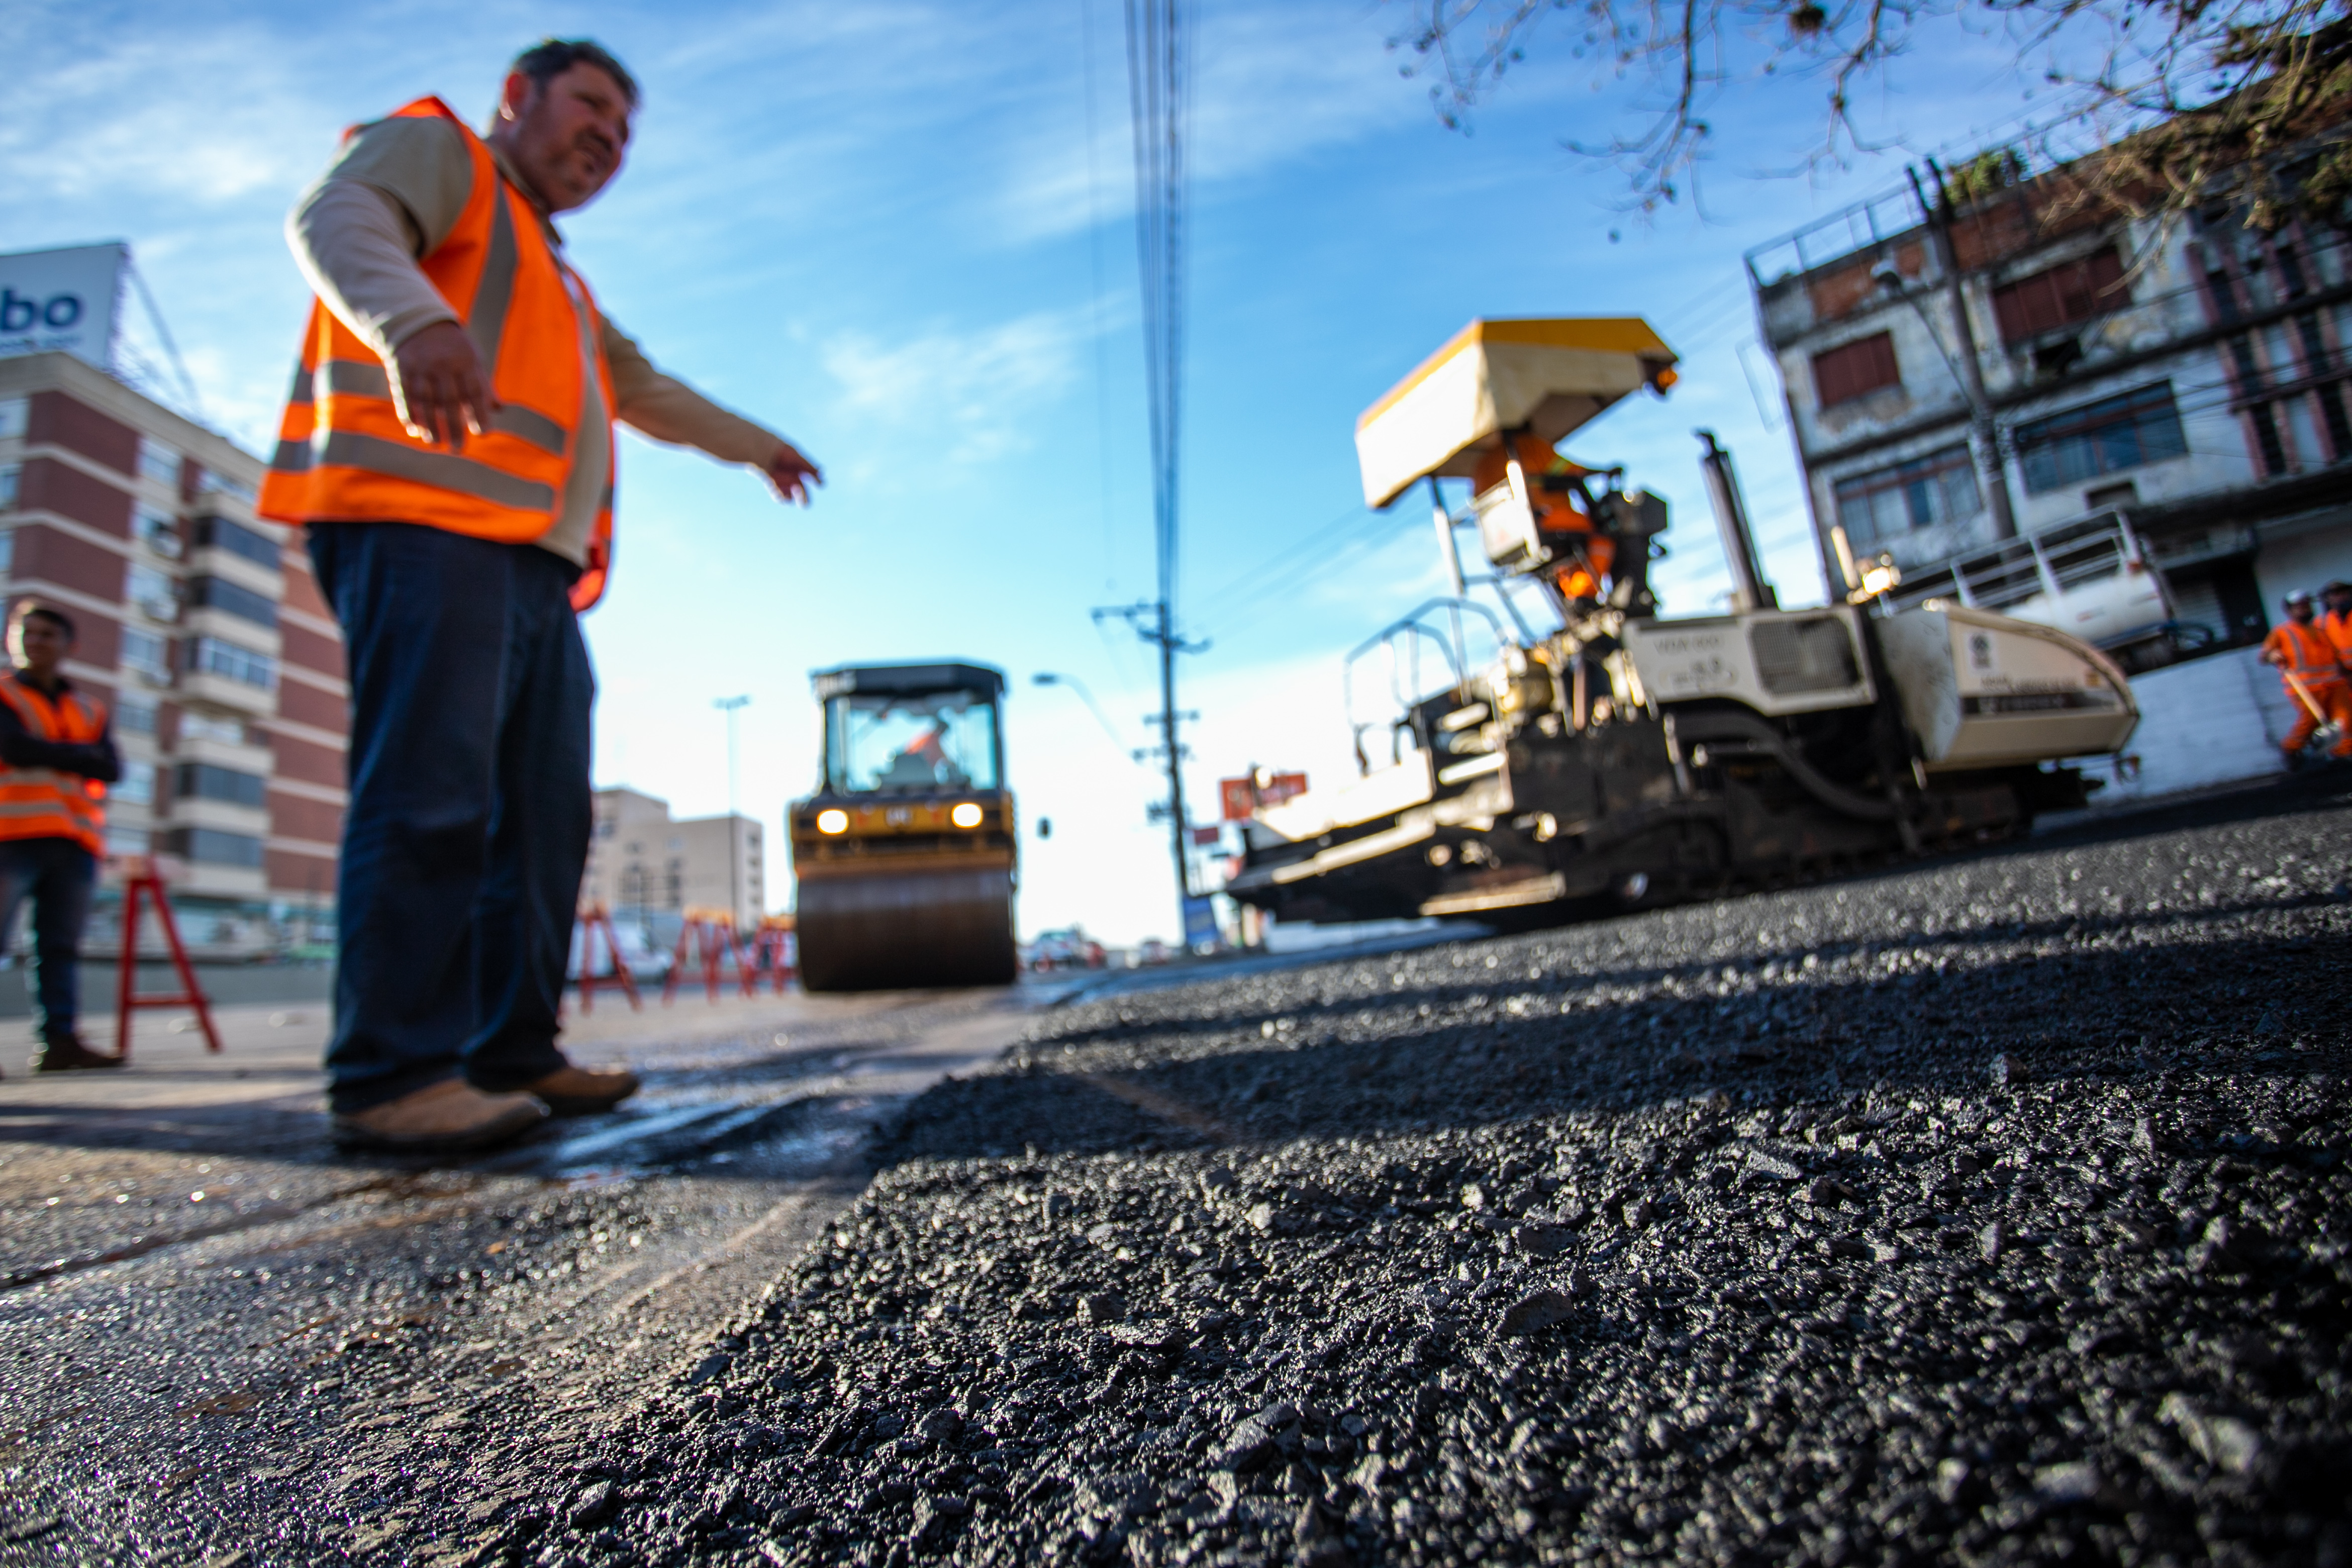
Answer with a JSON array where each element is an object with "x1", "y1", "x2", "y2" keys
[
  {"x1": 0, "y1": 604, "x2": 125, "y2": 1073},
  {"x1": 2260, "y1": 589, "x2": 2352, "y2": 765},
  {"x1": 264, "y1": 40, "x2": 822, "y2": 1152}
]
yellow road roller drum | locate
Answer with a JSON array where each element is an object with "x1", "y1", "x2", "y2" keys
[{"x1": 788, "y1": 662, "x2": 1019, "y2": 991}]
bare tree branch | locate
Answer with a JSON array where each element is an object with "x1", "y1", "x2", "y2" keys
[{"x1": 1386, "y1": 0, "x2": 2352, "y2": 227}]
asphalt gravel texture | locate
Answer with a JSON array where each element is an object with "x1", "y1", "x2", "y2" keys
[{"x1": 17, "y1": 779, "x2": 2350, "y2": 1567}]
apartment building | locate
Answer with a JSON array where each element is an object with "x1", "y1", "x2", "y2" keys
[
  {"x1": 1748, "y1": 135, "x2": 2352, "y2": 662},
  {"x1": 582, "y1": 787, "x2": 765, "y2": 934},
  {"x1": 0, "y1": 349, "x2": 347, "y2": 952}
]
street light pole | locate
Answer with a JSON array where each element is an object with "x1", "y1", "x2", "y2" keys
[{"x1": 714, "y1": 695, "x2": 750, "y2": 932}]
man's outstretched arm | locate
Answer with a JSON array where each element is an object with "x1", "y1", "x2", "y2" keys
[{"x1": 603, "y1": 321, "x2": 822, "y2": 505}]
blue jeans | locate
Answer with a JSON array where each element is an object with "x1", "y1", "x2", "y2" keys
[
  {"x1": 0, "y1": 838, "x2": 96, "y2": 1041},
  {"x1": 308, "y1": 523, "x2": 594, "y2": 1114}
]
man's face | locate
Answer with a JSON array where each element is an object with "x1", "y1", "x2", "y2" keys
[
  {"x1": 493, "y1": 63, "x2": 632, "y2": 213},
  {"x1": 2328, "y1": 591, "x2": 2352, "y2": 617},
  {"x1": 10, "y1": 616, "x2": 70, "y2": 671},
  {"x1": 2289, "y1": 600, "x2": 2315, "y2": 623}
]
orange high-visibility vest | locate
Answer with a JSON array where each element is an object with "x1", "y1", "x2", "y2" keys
[
  {"x1": 257, "y1": 96, "x2": 617, "y2": 612},
  {"x1": 0, "y1": 676, "x2": 107, "y2": 855},
  {"x1": 1473, "y1": 433, "x2": 1617, "y2": 600},
  {"x1": 2324, "y1": 609, "x2": 2352, "y2": 662},
  {"x1": 2264, "y1": 618, "x2": 2347, "y2": 691}
]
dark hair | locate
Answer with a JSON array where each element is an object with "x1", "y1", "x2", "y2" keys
[
  {"x1": 13, "y1": 604, "x2": 75, "y2": 641},
  {"x1": 512, "y1": 39, "x2": 640, "y2": 108}
]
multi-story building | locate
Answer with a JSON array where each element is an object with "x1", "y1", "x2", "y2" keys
[
  {"x1": 0, "y1": 349, "x2": 348, "y2": 953},
  {"x1": 582, "y1": 787, "x2": 764, "y2": 934},
  {"x1": 1748, "y1": 139, "x2": 2352, "y2": 660}
]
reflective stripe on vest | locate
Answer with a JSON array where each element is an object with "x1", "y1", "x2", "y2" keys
[
  {"x1": 257, "y1": 95, "x2": 618, "y2": 613},
  {"x1": 2271, "y1": 620, "x2": 2347, "y2": 687},
  {"x1": 0, "y1": 678, "x2": 107, "y2": 855}
]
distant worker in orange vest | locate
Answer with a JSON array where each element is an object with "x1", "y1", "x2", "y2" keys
[
  {"x1": 1472, "y1": 433, "x2": 1616, "y2": 603},
  {"x1": 2260, "y1": 589, "x2": 2352, "y2": 765},
  {"x1": 2322, "y1": 579, "x2": 2352, "y2": 664},
  {"x1": 0, "y1": 604, "x2": 124, "y2": 1073},
  {"x1": 261, "y1": 40, "x2": 822, "y2": 1153}
]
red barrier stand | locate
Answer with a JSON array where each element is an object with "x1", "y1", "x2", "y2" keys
[
  {"x1": 571, "y1": 903, "x2": 641, "y2": 1014},
  {"x1": 748, "y1": 920, "x2": 796, "y2": 994},
  {"x1": 114, "y1": 859, "x2": 222, "y2": 1061},
  {"x1": 660, "y1": 910, "x2": 755, "y2": 1005}
]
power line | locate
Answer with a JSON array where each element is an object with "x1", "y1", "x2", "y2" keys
[{"x1": 1119, "y1": 0, "x2": 1202, "y2": 929}]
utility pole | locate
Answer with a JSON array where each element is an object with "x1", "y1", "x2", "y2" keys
[
  {"x1": 1092, "y1": 601, "x2": 1205, "y2": 923},
  {"x1": 714, "y1": 694, "x2": 750, "y2": 932},
  {"x1": 1910, "y1": 162, "x2": 2018, "y2": 541}
]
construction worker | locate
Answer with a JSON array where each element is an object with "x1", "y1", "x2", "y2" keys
[
  {"x1": 1472, "y1": 433, "x2": 1616, "y2": 602},
  {"x1": 261, "y1": 40, "x2": 822, "y2": 1153},
  {"x1": 2259, "y1": 590, "x2": 2352, "y2": 765},
  {"x1": 2322, "y1": 580, "x2": 2352, "y2": 663},
  {"x1": 0, "y1": 604, "x2": 123, "y2": 1073}
]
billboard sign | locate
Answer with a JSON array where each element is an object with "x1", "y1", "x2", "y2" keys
[
  {"x1": 1219, "y1": 770, "x2": 1308, "y2": 821},
  {"x1": 0, "y1": 244, "x2": 128, "y2": 369}
]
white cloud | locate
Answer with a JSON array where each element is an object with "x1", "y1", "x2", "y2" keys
[{"x1": 820, "y1": 307, "x2": 1095, "y2": 465}]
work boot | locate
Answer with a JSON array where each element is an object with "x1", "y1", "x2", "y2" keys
[
  {"x1": 332, "y1": 1079, "x2": 548, "y2": 1153},
  {"x1": 512, "y1": 1063, "x2": 641, "y2": 1117},
  {"x1": 31, "y1": 1033, "x2": 126, "y2": 1072}
]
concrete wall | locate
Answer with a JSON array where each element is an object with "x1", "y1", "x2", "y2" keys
[{"x1": 2082, "y1": 647, "x2": 2303, "y2": 808}]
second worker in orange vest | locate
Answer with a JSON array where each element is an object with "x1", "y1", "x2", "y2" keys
[
  {"x1": 263, "y1": 40, "x2": 823, "y2": 1153},
  {"x1": 2260, "y1": 589, "x2": 2352, "y2": 764}
]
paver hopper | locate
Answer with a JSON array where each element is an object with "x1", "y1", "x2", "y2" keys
[{"x1": 787, "y1": 662, "x2": 1019, "y2": 991}]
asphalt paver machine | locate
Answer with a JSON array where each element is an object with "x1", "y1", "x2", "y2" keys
[
  {"x1": 1225, "y1": 318, "x2": 2140, "y2": 927},
  {"x1": 788, "y1": 662, "x2": 1020, "y2": 991}
]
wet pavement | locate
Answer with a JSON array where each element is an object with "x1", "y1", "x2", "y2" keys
[{"x1": 0, "y1": 974, "x2": 1131, "y2": 1564}]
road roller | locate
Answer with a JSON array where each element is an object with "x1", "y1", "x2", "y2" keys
[
  {"x1": 1224, "y1": 317, "x2": 2139, "y2": 928},
  {"x1": 788, "y1": 662, "x2": 1020, "y2": 991}
]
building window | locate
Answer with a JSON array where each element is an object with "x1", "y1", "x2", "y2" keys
[
  {"x1": 136, "y1": 505, "x2": 182, "y2": 559},
  {"x1": 138, "y1": 438, "x2": 181, "y2": 490},
  {"x1": 115, "y1": 759, "x2": 156, "y2": 805},
  {"x1": 121, "y1": 627, "x2": 171, "y2": 683},
  {"x1": 192, "y1": 514, "x2": 281, "y2": 570},
  {"x1": 2013, "y1": 382, "x2": 2189, "y2": 494},
  {"x1": 174, "y1": 762, "x2": 268, "y2": 809},
  {"x1": 0, "y1": 398, "x2": 26, "y2": 441},
  {"x1": 0, "y1": 527, "x2": 12, "y2": 577},
  {"x1": 1832, "y1": 444, "x2": 1983, "y2": 549},
  {"x1": 187, "y1": 575, "x2": 278, "y2": 630},
  {"x1": 167, "y1": 827, "x2": 265, "y2": 868},
  {"x1": 1812, "y1": 332, "x2": 1902, "y2": 408},
  {"x1": 115, "y1": 693, "x2": 158, "y2": 734},
  {"x1": 184, "y1": 636, "x2": 278, "y2": 691},
  {"x1": 106, "y1": 826, "x2": 150, "y2": 858},
  {"x1": 0, "y1": 465, "x2": 17, "y2": 512},
  {"x1": 1992, "y1": 247, "x2": 2128, "y2": 344},
  {"x1": 126, "y1": 561, "x2": 178, "y2": 621}
]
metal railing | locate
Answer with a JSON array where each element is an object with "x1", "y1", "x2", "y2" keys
[{"x1": 1341, "y1": 597, "x2": 1510, "y2": 775}]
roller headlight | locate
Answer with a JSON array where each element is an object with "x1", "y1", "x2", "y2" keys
[
  {"x1": 950, "y1": 802, "x2": 984, "y2": 829},
  {"x1": 816, "y1": 809, "x2": 849, "y2": 835}
]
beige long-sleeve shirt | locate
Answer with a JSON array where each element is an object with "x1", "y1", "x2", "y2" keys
[{"x1": 286, "y1": 115, "x2": 789, "y2": 564}]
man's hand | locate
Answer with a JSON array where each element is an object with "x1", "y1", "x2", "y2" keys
[
  {"x1": 390, "y1": 321, "x2": 498, "y2": 450},
  {"x1": 764, "y1": 442, "x2": 823, "y2": 507}
]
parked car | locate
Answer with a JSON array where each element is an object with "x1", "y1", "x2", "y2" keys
[{"x1": 1028, "y1": 927, "x2": 1107, "y2": 971}]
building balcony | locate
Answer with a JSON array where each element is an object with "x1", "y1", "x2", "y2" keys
[
  {"x1": 185, "y1": 545, "x2": 282, "y2": 601},
  {"x1": 178, "y1": 668, "x2": 277, "y2": 717},
  {"x1": 182, "y1": 606, "x2": 282, "y2": 657},
  {"x1": 162, "y1": 796, "x2": 269, "y2": 837},
  {"x1": 172, "y1": 732, "x2": 275, "y2": 775}
]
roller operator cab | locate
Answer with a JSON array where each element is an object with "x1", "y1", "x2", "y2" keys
[{"x1": 788, "y1": 662, "x2": 1019, "y2": 992}]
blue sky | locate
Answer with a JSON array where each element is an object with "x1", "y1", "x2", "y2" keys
[{"x1": 10, "y1": 0, "x2": 2086, "y2": 943}]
